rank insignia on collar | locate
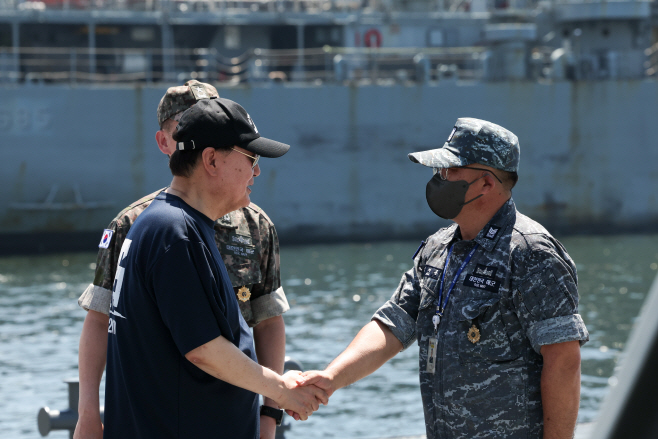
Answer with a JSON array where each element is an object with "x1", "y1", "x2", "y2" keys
[
  {"x1": 467, "y1": 325, "x2": 481, "y2": 344},
  {"x1": 237, "y1": 286, "x2": 251, "y2": 302},
  {"x1": 485, "y1": 226, "x2": 500, "y2": 240}
]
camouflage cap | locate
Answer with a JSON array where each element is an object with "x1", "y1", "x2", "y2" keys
[
  {"x1": 408, "y1": 118, "x2": 520, "y2": 172},
  {"x1": 156, "y1": 80, "x2": 219, "y2": 127}
]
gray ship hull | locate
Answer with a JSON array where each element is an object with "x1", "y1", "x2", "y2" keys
[{"x1": 2, "y1": 79, "x2": 657, "y2": 253}]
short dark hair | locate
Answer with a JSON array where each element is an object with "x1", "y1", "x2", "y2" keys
[
  {"x1": 168, "y1": 145, "x2": 234, "y2": 178},
  {"x1": 168, "y1": 148, "x2": 206, "y2": 178},
  {"x1": 500, "y1": 170, "x2": 518, "y2": 190},
  {"x1": 164, "y1": 118, "x2": 231, "y2": 178},
  {"x1": 161, "y1": 117, "x2": 177, "y2": 134}
]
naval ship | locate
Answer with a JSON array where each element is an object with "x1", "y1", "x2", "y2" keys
[{"x1": 1, "y1": 0, "x2": 657, "y2": 254}]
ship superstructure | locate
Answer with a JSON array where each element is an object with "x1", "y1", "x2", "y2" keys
[
  {"x1": 1, "y1": 0, "x2": 657, "y2": 253},
  {"x1": 2, "y1": 0, "x2": 654, "y2": 83}
]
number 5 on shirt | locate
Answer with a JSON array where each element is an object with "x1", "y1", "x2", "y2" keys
[{"x1": 112, "y1": 239, "x2": 132, "y2": 308}]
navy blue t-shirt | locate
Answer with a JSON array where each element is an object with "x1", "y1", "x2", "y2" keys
[{"x1": 104, "y1": 192, "x2": 259, "y2": 439}]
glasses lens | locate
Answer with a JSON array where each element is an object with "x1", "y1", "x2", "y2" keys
[{"x1": 252, "y1": 155, "x2": 260, "y2": 169}]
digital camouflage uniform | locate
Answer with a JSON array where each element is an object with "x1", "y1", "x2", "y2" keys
[
  {"x1": 78, "y1": 189, "x2": 289, "y2": 327},
  {"x1": 374, "y1": 199, "x2": 589, "y2": 438},
  {"x1": 373, "y1": 118, "x2": 589, "y2": 438}
]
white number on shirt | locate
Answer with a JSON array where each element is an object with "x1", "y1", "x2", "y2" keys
[
  {"x1": 108, "y1": 318, "x2": 117, "y2": 334},
  {"x1": 112, "y1": 239, "x2": 132, "y2": 308}
]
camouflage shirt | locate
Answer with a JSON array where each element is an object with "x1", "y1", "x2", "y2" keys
[
  {"x1": 78, "y1": 189, "x2": 288, "y2": 327},
  {"x1": 373, "y1": 199, "x2": 589, "y2": 439}
]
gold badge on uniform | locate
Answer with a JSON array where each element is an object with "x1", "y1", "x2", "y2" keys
[
  {"x1": 467, "y1": 325, "x2": 481, "y2": 344},
  {"x1": 237, "y1": 286, "x2": 251, "y2": 302}
]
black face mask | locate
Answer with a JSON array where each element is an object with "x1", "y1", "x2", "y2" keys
[{"x1": 425, "y1": 173, "x2": 484, "y2": 219}]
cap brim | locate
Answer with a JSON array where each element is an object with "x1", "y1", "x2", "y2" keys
[
  {"x1": 408, "y1": 144, "x2": 473, "y2": 168},
  {"x1": 243, "y1": 136, "x2": 290, "y2": 158}
]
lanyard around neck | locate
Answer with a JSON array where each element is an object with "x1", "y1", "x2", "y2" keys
[{"x1": 434, "y1": 243, "x2": 479, "y2": 324}]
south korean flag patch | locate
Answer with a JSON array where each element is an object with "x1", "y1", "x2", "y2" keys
[{"x1": 98, "y1": 229, "x2": 113, "y2": 249}]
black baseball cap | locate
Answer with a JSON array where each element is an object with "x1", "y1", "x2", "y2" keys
[{"x1": 173, "y1": 97, "x2": 290, "y2": 158}]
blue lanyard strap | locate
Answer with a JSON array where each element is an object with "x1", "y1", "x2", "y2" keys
[{"x1": 436, "y1": 243, "x2": 479, "y2": 317}]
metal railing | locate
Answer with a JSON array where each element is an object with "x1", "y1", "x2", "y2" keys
[
  {"x1": 3, "y1": 0, "x2": 366, "y2": 13},
  {"x1": 644, "y1": 41, "x2": 658, "y2": 77},
  {"x1": 1, "y1": 0, "x2": 541, "y2": 13},
  {"x1": 0, "y1": 45, "x2": 486, "y2": 85}
]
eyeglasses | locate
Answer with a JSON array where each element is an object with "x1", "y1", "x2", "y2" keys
[
  {"x1": 434, "y1": 166, "x2": 503, "y2": 183},
  {"x1": 231, "y1": 148, "x2": 260, "y2": 169}
]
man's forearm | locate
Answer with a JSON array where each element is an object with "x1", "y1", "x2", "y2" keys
[
  {"x1": 253, "y1": 315, "x2": 286, "y2": 438},
  {"x1": 253, "y1": 315, "x2": 286, "y2": 407},
  {"x1": 310, "y1": 320, "x2": 403, "y2": 394},
  {"x1": 77, "y1": 310, "x2": 109, "y2": 417},
  {"x1": 185, "y1": 335, "x2": 327, "y2": 419},
  {"x1": 540, "y1": 341, "x2": 581, "y2": 439}
]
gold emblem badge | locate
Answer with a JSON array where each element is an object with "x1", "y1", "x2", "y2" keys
[
  {"x1": 237, "y1": 286, "x2": 251, "y2": 302},
  {"x1": 467, "y1": 325, "x2": 481, "y2": 344}
]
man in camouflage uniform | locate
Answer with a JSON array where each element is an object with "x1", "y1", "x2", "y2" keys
[
  {"x1": 74, "y1": 81, "x2": 289, "y2": 439},
  {"x1": 299, "y1": 118, "x2": 589, "y2": 438}
]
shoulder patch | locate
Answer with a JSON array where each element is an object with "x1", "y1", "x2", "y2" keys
[{"x1": 99, "y1": 229, "x2": 113, "y2": 249}]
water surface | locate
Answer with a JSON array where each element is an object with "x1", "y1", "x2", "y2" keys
[{"x1": 1, "y1": 235, "x2": 657, "y2": 438}]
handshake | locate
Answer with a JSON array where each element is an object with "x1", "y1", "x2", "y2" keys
[{"x1": 273, "y1": 369, "x2": 336, "y2": 421}]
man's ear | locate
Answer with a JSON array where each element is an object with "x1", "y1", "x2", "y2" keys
[
  {"x1": 156, "y1": 130, "x2": 173, "y2": 155},
  {"x1": 480, "y1": 173, "x2": 497, "y2": 194},
  {"x1": 202, "y1": 147, "x2": 219, "y2": 176}
]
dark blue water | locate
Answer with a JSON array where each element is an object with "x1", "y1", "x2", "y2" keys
[{"x1": 1, "y1": 235, "x2": 657, "y2": 438}]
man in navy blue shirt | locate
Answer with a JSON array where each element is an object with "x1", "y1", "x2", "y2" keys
[{"x1": 104, "y1": 97, "x2": 326, "y2": 439}]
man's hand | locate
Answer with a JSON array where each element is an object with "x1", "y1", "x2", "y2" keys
[
  {"x1": 186, "y1": 336, "x2": 329, "y2": 422},
  {"x1": 73, "y1": 413, "x2": 103, "y2": 439},
  {"x1": 274, "y1": 371, "x2": 328, "y2": 421},
  {"x1": 297, "y1": 320, "x2": 402, "y2": 403},
  {"x1": 297, "y1": 370, "x2": 337, "y2": 398}
]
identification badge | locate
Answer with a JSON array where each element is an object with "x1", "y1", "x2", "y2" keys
[
  {"x1": 220, "y1": 242, "x2": 257, "y2": 260},
  {"x1": 426, "y1": 337, "x2": 438, "y2": 373},
  {"x1": 463, "y1": 274, "x2": 500, "y2": 292}
]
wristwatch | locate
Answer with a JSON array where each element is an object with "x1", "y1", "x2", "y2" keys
[{"x1": 260, "y1": 405, "x2": 284, "y2": 426}]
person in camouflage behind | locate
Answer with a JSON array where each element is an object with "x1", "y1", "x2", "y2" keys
[
  {"x1": 298, "y1": 118, "x2": 589, "y2": 439},
  {"x1": 74, "y1": 81, "x2": 289, "y2": 439}
]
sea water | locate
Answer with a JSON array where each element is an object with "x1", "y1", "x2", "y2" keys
[{"x1": 1, "y1": 235, "x2": 657, "y2": 438}]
